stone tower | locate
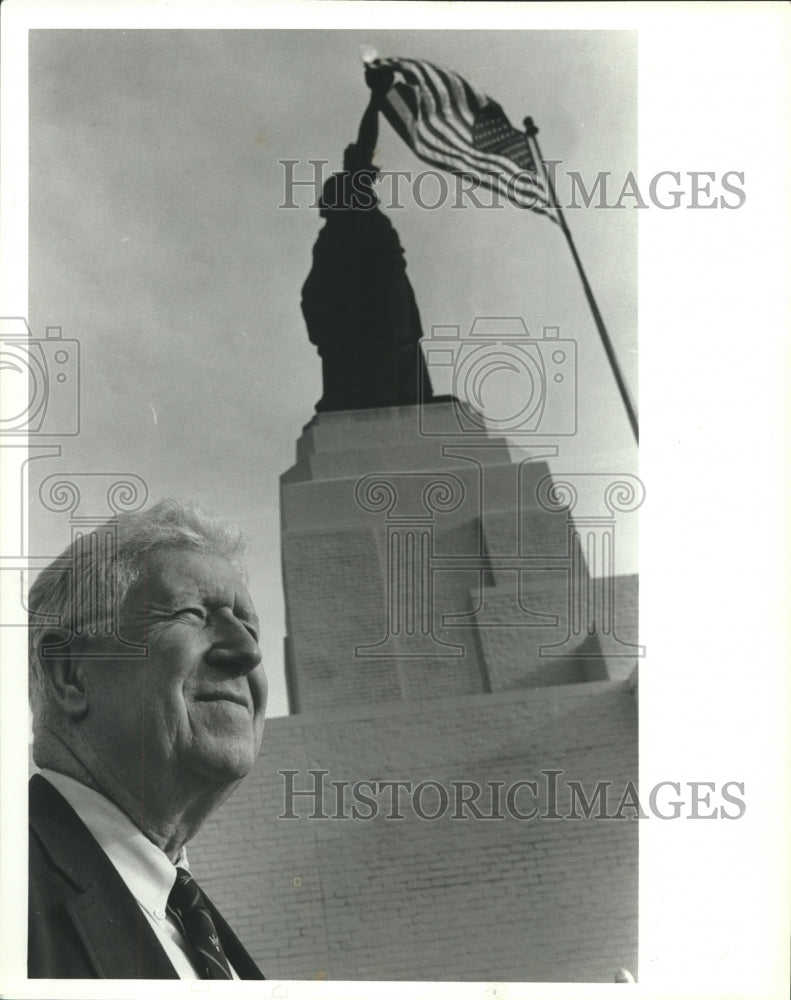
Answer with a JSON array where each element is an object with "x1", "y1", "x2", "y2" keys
[{"x1": 191, "y1": 398, "x2": 640, "y2": 982}]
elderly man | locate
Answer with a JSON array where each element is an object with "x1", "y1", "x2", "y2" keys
[{"x1": 27, "y1": 499, "x2": 266, "y2": 979}]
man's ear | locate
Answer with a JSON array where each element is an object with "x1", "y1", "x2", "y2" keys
[{"x1": 37, "y1": 632, "x2": 90, "y2": 719}]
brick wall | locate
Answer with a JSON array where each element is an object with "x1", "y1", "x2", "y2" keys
[{"x1": 191, "y1": 679, "x2": 637, "y2": 982}]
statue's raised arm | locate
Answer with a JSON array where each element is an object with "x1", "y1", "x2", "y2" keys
[{"x1": 299, "y1": 68, "x2": 435, "y2": 414}]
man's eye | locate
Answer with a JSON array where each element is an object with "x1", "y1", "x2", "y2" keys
[{"x1": 177, "y1": 607, "x2": 206, "y2": 622}]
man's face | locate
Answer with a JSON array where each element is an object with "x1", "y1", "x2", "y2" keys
[{"x1": 82, "y1": 547, "x2": 267, "y2": 796}]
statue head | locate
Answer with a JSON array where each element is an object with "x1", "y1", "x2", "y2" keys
[{"x1": 318, "y1": 145, "x2": 379, "y2": 216}]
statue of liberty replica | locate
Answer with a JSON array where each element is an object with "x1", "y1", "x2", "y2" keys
[{"x1": 300, "y1": 64, "x2": 435, "y2": 413}]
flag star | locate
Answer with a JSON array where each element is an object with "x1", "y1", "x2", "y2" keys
[{"x1": 381, "y1": 56, "x2": 555, "y2": 217}]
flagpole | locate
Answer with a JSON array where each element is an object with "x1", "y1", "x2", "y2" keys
[{"x1": 523, "y1": 117, "x2": 639, "y2": 446}]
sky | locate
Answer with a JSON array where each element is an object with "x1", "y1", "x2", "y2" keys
[{"x1": 25, "y1": 28, "x2": 636, "y2": 718}]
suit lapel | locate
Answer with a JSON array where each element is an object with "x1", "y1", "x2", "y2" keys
[
  {"x1": 64, "y1": 879, "x2": 178, "y2": 979},
  {"x1": 30, "y1": 775, "x2": 178, "y2": 979}
]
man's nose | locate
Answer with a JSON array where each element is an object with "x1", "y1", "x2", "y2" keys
[{"x1": 205, "y1": 609, "x2": 263, "y2": 674}]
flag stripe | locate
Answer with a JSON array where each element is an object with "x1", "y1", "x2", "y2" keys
[
  {"x1": 380, "y1": 92, "x2": 553, "y2": 216},
  {"x1": 412, "y1": 58, "x2": 543, "y2": 189},
  {"x1": 392, "y1": 58, "x2": 550, "y2": 206},
  {"x1": 381, "y1": 95, "x2": 553, "y2": 217},
  {"x1": 384, "y1": 82, "x2": 540, "y2": 198},
  {"x1": 373, "y1": 56, "x2": 556, "y2": 220}
]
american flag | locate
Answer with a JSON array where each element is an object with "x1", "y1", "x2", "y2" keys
[{"x1": 368, "y1": 56, "x2": 557, "y2": 220}]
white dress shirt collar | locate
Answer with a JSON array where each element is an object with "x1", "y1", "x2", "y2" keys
[{"x1": 40, "y1": 767, "x2": 188, "y2": 916}]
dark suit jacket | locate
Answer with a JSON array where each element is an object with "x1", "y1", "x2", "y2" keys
[{"x1": 29, "y1": 774, "x2": 264, "y2": 979}]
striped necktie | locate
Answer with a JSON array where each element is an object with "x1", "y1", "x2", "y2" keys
[{"x1": 167, "y1": 867, "x2": 233, "y2": 979}]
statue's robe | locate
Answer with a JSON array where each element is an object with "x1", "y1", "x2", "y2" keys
[{"x1": 301, "y1": 178, "x2": 433, "y2": 413}]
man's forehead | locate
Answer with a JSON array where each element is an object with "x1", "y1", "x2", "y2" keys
[{"x1": 134, "y1": 548, "x2": 253, "y2": 605}]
